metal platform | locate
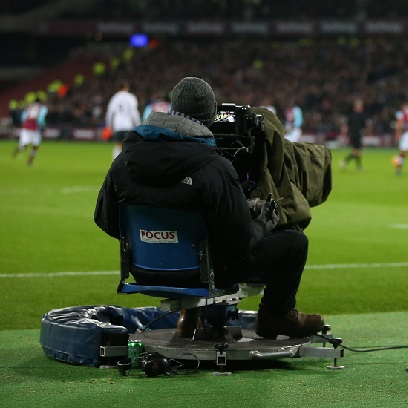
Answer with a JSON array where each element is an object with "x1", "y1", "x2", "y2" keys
[{"x1": 127, "y1": 327, "x2": 344, "y2": 366}]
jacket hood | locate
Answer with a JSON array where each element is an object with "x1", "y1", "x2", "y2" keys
[{"x1": 122, "y1": 112, "x2": 219, "y2": 186}]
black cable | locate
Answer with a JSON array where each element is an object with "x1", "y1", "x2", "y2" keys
[
  {"x1": 137, "y1": 310, "x2": 178, "y2": 332},
  {"x1": 340, "y1": 344, "x2": 408, "y2": 353},
  {"x1": 171, "y1": 352, "x2": 201, "y2": 371},
  {"x1": 318, "y1": 334, "x2": 408, "y2": 352},
  {"x1": 134, "y1": 351, "x2": 201, "y2": 377}
]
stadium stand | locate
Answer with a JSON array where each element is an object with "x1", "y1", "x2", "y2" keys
[
  {"x1": 1, "y1": 0, "x2": 407, "y2": 142},
  {"x1": 0, "y1": 50, "x2": 106, "y2": 119}
]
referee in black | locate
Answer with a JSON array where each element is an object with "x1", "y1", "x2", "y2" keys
[{"x1": 340, "y1": 98, "x2": 368, "y2": 171}]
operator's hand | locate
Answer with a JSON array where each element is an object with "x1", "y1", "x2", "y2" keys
[
  {"x1": 267, "y1": 208, "x2": 280, "y2": 233},
  {"x1": 256, "y1": 194, "x2": 280, "y2": 233},
  {"x1": 247, "y1": 198, "x2": 264, "y2": 218}
]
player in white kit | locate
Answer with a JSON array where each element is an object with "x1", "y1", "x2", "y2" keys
[{"x1": 105, "y1": 81, "x2": 141, "y2": 159}]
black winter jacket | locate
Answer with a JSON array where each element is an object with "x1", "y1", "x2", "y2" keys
[{"x1": 94, "y1": 112, "x2": 267, "y2": 282}]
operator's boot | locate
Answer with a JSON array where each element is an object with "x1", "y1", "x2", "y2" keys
[
  {"x1": 255, "y1": 307, "x2": 324, "y2": 339},
  {"x1": 177, "y1": 307, "x2": 202, "y2": 338}
]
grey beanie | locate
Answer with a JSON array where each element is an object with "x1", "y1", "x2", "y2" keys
[{"x1": 171, "y1": 77, "x2": 217, "y2": 127}]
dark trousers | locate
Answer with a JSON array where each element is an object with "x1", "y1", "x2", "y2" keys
[{"x1": 238, "y1": 229, "x2": 309, "y2": 315}]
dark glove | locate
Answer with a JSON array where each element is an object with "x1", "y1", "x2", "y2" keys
[
  {"x1": 256, "y1": 195, "x2": 280, "y2": 234},
  {"x1": 247, "y1": 198, "x2": 264, "y2": 218}
]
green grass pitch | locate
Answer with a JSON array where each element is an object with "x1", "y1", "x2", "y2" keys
[{"x1": 0, "y1": 140, "x2": 407, "y2": 330}]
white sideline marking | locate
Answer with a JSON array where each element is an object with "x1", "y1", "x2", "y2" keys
[
  {"x1": 61, "y1": 186, "x2": 99, "y2": 194},
  {"x1": 1, "y1": 186, "x2": 99, "y2": 195},
  {"x1": 0, "y1": 271, "x2": 118, "y2": 278},
  {"x1": 305, "y1": 262, "x2": 408, "y2": 270},
  {"x1": 390, "y1": 224, "x2": 408, "y2": 229},
  {"x1": 0, "y1": 262, "x2": 407, "y2": 278}
]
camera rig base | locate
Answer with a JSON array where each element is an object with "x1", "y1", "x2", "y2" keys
[{"x1": 125, "y1": 326, "x2": 344, "y2": 370}]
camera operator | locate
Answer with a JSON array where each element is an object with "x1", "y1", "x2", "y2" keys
[{"x1": 94, "y1": 76, "x2": 324, "y2": 339}]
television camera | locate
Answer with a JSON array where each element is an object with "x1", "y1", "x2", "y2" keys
[
  {"x1": 210, "y1": 103, "x2": 265, "y2": 139},
  {"x1": 209, "y1": 103, "x2": 266, "y2": 197}
]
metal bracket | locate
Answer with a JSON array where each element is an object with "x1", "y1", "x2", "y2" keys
[
  {"x1": 213, "y1": 343, "x2": 232, "y2": 376},
  {"x1": 250, "y1": 350, "x2": 297, "y2": 359},
  {"x1": 100, "y1": 345, "x2": 128, "y2": 358}
]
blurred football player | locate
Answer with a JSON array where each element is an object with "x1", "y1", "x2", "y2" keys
[
  {"x1": 13, "y1": 98, "x2": 48, "y2": 166},
  {"x1": 394, "y1": 100, "x2": 408, "y2": 175},
  {"x1": 284, "y1": 99, "x2": 303, "y2": 143},
  {"x1": 142, "y1": 91, "x2": 171, "y2": 123}
]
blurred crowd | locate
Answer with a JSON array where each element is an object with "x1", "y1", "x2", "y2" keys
[
  {"x1": 23, "y1": 37, "x2": 405, "y2": 138},
  {"x1": 60, "y1": 0, "x2": 408, "y2": 21},
  {"x1": 3, "y1": 0, "x2": 408, "y2": 21},
  {"x1": 5, "y1": 1, "x2": 408, "y2": 139}
]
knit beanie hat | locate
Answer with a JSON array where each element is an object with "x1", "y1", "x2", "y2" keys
[{"x1": 171, "y1": 77, "x2": 217, "y2": 127}]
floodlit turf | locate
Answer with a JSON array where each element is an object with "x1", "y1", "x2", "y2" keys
[
  {"x1": 1, "y1": 312, "x2": 407, "y2": 408},
  {"x1": 0, "y1": 140, "x2": 407, "y2": 331},
  {"x1": 1, "y1": 140, "x2": 407, "y2": 408}
]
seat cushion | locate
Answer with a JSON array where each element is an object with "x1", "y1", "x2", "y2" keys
[
  {"x1": 118, "y1": 283, "x2": 210, "y2": 299},
  {"x1": 130, "y1": 265, "x2": 207, "y2": 288}
]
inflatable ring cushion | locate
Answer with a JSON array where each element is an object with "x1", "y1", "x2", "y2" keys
[{"x1": 40, "y1": 305, "x2": 179, "y2": 367}]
